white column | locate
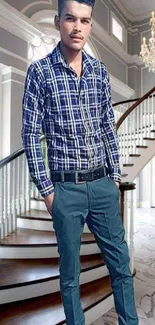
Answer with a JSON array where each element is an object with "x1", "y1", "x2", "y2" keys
[
  {"x1": 0, "y1": 70, "x2": 2, "y2": 159},
  {"x1": 1, "y1": 67, "x2": 26, "y2": 158},
  {"x1": 139, "y1": 161, "x2": 152, "y2": 208},
  {"x1": 151, "y1": 156, "x2": 155, "y2": 207}
]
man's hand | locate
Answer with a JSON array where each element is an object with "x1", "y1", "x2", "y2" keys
[
  {"x1": 44, "y1": 193, "x2": 55, "y2": 215},
  {"x1": 114, "y1": 181, "x2": 120, "y2": 189}
]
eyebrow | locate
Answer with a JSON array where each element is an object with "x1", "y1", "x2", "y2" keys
[{"x1": 64, "y1": 13, "x2": 91, "y2": 20}]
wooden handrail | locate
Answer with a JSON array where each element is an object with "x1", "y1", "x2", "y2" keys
[
  {"x1": 0, "y1": 135, "x2": 45, "y2": 169},
  {"x1": 113, "y1": 93, "x2": 155, "y2": 107},
  {"x1": 116, "y1": 86, "x2": 155, "y2": 130}
]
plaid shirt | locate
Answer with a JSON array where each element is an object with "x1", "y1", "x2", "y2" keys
[{"x1": 22, "y1": 43, "x2": 121, "y2": 197}]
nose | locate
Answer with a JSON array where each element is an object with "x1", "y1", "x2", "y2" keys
[{"x1": 73, "y1": 19, "x2": 82, "y2": 32}]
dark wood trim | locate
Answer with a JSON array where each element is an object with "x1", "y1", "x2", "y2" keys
[
  {"x1": 116, "y1": 87, "x2": 155, "y2": 130},
  {"x1": 120, "y1": 182, "x2": 136, "y2": 192},
  {"x1": 143, "y1": 137, "x2": 155, "y2": 141},
  {"x1": 113, "y1": 92, "x2": 155, "y2": 107},
  {"x1": 136, "y1": 145, "x2": 148, "y2": 149},
  {"x1": 123, "y1": 164, "x2": 134, "y2": 167},
  {"x1": 0, "y1": 255, "x2": 104, "y2": 291},
  {"x1": 0, "y1": 135, "x2": 45, "y2": 169}
]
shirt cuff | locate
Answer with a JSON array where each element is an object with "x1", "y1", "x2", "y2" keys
[
  {"x1": 35, "y1": 179, "x2": 54, "y2": 198},
  {"x1": 107, "y1": 167, "x2": 122, "y2": 183}
]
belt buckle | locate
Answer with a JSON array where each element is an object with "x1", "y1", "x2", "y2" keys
[{"x1": 75, "y1": 171, "x2": 86, "y2": 184}]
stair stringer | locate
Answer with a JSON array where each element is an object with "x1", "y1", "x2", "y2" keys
[{"x1": 122, "y1": 139, "x2": 155, "y2": 182}]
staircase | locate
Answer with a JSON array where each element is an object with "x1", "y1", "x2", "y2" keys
[
  {"x1": 0, "y1": 87, "x2": 154, "y2": 324},
  {"x1": 114, "y1": 87, "x2": 155, "y2": 182}
]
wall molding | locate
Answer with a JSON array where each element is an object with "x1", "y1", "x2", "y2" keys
[
  {"x1": 21, "y1": 1, "x2": 53, "y2": 14},
  {"x1": 110, "y1": 73, "x2": 134, "y2": 99},
  {"x1": 2, "y1": 66, "x2": 26, "y2": 77},
  {"x1": 0, "y1": 46, "x2": 28, "y2": 64},
  {"x1": 0, "y1": 0, "x2": 44, "y2": 42},
  {"x1": 112, "y1": 0, "x2": 153, "y2": 22},
  {"x1": 2, "y1": 79, "x2": 24, "y2": 86}
]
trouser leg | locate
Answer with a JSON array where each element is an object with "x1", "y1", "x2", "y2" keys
[
  {"x1": 86, "y1": 177, "x2": 138, "y2": 325},
  {"x1": 52, "y1": 182, "x2": 88, "y2": 325}
]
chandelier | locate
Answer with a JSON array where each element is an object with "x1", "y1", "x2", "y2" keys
[{"x1": 140, "y1": 11, "x2": 155, "y2": 73}]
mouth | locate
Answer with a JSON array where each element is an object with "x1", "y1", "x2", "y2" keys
[{"x1": 70, "y1": 35, "x2": 83, "y2": 41}]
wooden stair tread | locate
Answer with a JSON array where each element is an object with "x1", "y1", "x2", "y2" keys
[
  {"x1": 0, "y1": 254, "x2": 104, "y2": 289},
  {"x1": 0, "y1": 276, "x2": 112, "y2": 325},
  {"x1": 31, "y1": 197, "x2": 44, "y2": 202},
  {"x1": 123, "y1": 164, "x2": 134, "y2": 167},
  {"x1": 121, "y1": 173, "x2": 128, "y2": 177},
  {"x1": 0, "y1": 228, "x2": 95, "y2": 247},
  {"x1": 18, "y1": 209, "x2": 51, "y2": 221},
  {"x1": 143, "y1": 137, "x2": 155, "y2": 141},
  {"x1": 129, "y1": 154, "x2": 141, "y2": 157},
  {"x1": 136, "y1": 145, "x2": 148, "y2": 148}
]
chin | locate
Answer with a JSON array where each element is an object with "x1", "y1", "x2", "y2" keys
[{"x1": 68, "y1": 43, "x2": 84, "y2": 51}]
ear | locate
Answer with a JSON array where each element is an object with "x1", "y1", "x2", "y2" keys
[{"x1": 55, "y1": 15, "x2": 60, "y2": 30}]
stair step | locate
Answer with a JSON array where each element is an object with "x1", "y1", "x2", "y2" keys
[
  {"x1": 18, "y1": 209, "x2": 51, "y2": 221},
  {"x1": 0, "y1": 228, "x2": 94, "y2": 247},
  {"x1": 143, "y1": 137, "x2": 155, "y2": 141},
  {"x1": 31, "y1": 197, "x2": 44, "y2": 202},
  {"x1": 151, "y1": 130, "x2": 155, "y2": 132},
  {"x1": 136, "y1": 145, "x2": 148, "y2": 149},
  {"x1": 0, "y1": 254, "x2": 104, "y2": 290},
  {"x1": 121, "y1": 173, "x2": 128, "y2": 177},
  {"x1": 129, "y1": 154, "x2": 141, "y2": 157},
  {"x1": 0, "y1": 276, "x2": 112, "y2": 325},
  {"x1": 123, "y1": 164, "x2": 134, "y2": 167}
]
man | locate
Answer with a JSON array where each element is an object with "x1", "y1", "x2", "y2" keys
[{"x1": 22, "y1": 0, "x2": 138, "y2": 324}]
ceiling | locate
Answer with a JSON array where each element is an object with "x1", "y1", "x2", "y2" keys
[{"x1": 117, "y1": 0, "x2": 155, "y2": 17}]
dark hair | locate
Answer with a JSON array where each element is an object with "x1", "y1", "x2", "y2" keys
[{"x1": 58, "y1": 0, "x2": 95, "y2": 16}]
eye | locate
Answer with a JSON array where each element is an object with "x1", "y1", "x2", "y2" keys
[
  {"x1": 82, "y1": 19, "x2": 90, "y2": 24},
  {"x1": 66, "y1": 17, "x2": 74, "y2": 21}
]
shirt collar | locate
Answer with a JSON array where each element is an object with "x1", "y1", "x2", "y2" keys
[{"x1": 49, "y1": 42, "x2": 95, "y2": 74}]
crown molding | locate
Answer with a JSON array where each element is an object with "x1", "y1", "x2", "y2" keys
[
  {"x1": 0, "y1": 0, "x2": 45, "y2": 42},
  {"x1": 1, "y1": 66, "x2": 26, "y2": 77},
  {"x1": 110, "y1": 73, "x2": 134, "y2": 99},
  {"x1": 112, "y1": 0, "x2": 152, "y2": 22}
]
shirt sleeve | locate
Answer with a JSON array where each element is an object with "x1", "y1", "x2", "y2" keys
[
  {"x1": 21, "y1": 63, "x2": 54, "y2": 197},
  {"x1": 101, "y1": 64, "x2": 121, "y2": 183}
]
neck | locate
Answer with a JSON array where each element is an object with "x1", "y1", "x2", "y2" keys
[{"x1": 60, "y1": 41, "x2": 82, "y2": 66}]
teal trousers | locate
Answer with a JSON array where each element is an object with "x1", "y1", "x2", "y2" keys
[{"x1": 52, "y1": 176, "x2": 138, "y2": 325}]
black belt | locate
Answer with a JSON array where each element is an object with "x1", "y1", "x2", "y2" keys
[{"x1": 51, "y1": 166, "x2": 107, "y2": 184}]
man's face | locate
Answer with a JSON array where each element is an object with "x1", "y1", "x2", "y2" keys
[{"x1": 55, "y1": 1, "x2": 92, "y2": 51}]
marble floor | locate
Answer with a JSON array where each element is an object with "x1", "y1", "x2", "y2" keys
[{"x1": 91, "y1": 208, "x2": 155, "y2": 325}]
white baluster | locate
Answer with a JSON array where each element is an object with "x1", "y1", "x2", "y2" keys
[
  {"x1": 7, "y1": 163, "x2": 12, "y2": 233},
  {"x1": 124, "y1": 191, "x2": 128, "y2": 242},
  {"x1": 3, "y1": 165, "x2": 9, "y2": 237},
  {"x1": 148, "y1": 98, "x2": 151, "y2": 137},
  {"x1": 136, "y1": 104, "x2": 140, "y2": 146},
  {"x1": 140, "y1": 103, "x2": 143, "y2": 145},
  {"x1": 129, "y1": 190, "x2": 134, "y2": 274},
  {"x1": 0, "y1": 168, "x2": 5, "y2": 239},
  {"x1": 12, "y1": 159, "x2": 17, "y2": 231},
  {"x1": 25, "y1": 159, "x2": 31, "y2": 212},
  {"x1": 16, "y1": 156, "x2": 21, "y2": 215}
]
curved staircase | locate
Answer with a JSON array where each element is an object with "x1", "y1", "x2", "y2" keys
[
  {"x1": 114, "y1": 87, "x2": 155, "y2": 182},
  {"x1": 0, "y1": 87, "x2": 155, "y2": 324}
]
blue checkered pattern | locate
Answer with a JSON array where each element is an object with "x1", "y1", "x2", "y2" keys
[{"x1": 21, "y1": 43, "x2": 121, "y2": 197}]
